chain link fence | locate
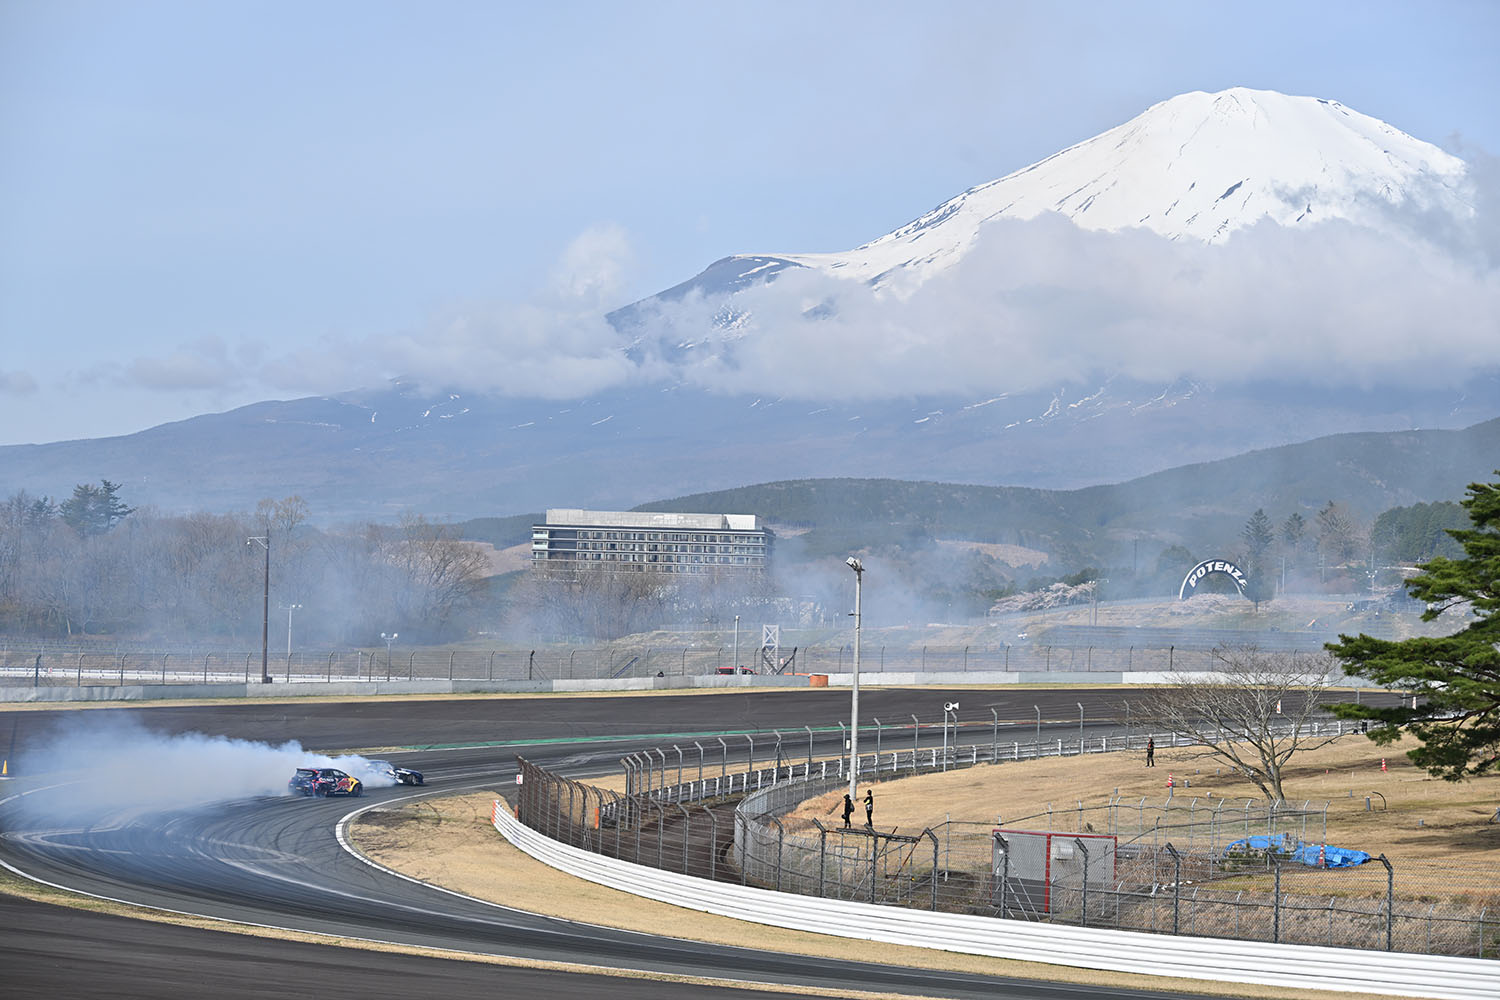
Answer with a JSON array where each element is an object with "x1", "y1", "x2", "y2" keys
[
  {"x1": 0, "y1": 636, "x2": 1356, "y2": 687},
  {"x1": 508, "y1": 720, "x2": 1500, "y2": 960}
]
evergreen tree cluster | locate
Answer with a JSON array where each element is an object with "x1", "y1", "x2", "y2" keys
[
  {"x1": 1370, "y1": 501, "x2": 1467, "y2": 564},
  {"x1": 58, "y1": 480, "x2": 134, "y2": 537},
  {"x1": 1331, "y1": 475, "x2": 1500, "y2": 780}
]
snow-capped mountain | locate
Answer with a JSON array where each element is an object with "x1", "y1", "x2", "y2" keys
[
  {"x1": 3, "y1": 88, "x2": 1494, "y2": 522},
  {"x1": 634, "y1": 87, "x2": 1474, "y2": 303}
]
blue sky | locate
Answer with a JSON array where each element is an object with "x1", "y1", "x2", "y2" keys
[{"x1": 1, "y1": 0, "x2": 1496, "y2": 446}]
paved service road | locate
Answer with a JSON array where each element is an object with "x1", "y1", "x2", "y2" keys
[{"x1": 0, "y1": 691, "x2": 1246, "y2": 1000}]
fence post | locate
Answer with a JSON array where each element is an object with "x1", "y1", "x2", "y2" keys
[
  {"x1": 737, "y1": 809, "x2": 747, "y2": 885},
  {"x1": 925, "y1": 828, "x2": 939, "y2": 911},
  {"x1": 911, "y1": 715, "x2": 919, "y2": 771},
  {"x1": 1378, "y1": 854, "x2": 1394, "y2": 951},
  {"x1": 611, "y1": 790, "x2": 625, "y2": 859},
  {"x1": 1164, "y1": 842, "x2": 1181, "y2": 935},
  {"x1": 674, "y1": 802, "x2": 691, "y2": 874},
  {"x1": 1075, "y1": 837, "x2": 1090, "y2": 927},
  {"x1": 656, "y1": 800, "x2": 665, "y2": 870},
  {"x1": 814, "y1": 820, "x2": 827, "y2": 897},
  {"x1": 993, "y1": 832, "x2": 1009, "y2": 916},
  {"x1": 1273, "y1": 855, "x2": 1282, "y2": 943},
  {"x1": 991, "y1": 708, "x2": 999, "y2": 761},
  {"x1": 766, "y1": 815, "x2": 785, "y2": 892},
  {"x1": 719, "y1": 737, "x2": 728, "y2": 781},
  {"x1": 705, "y1": 805, "x2": 719, "y2": 881}
]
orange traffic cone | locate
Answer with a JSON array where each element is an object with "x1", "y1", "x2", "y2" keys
[
  {"x1": 1381, "y1": 758, "x2": 1387, "y2": 772},
  {"x1": 1167, "y1": 773, "x2": 1174, "y2": 788}
]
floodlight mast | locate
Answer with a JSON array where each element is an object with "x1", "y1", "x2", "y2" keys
[
  {"x1": 247, "y1": 534, "x2": 270, "y2": 683},
  {"x1": 846, "y1": 556, "x2": 863, "y2": 798}
]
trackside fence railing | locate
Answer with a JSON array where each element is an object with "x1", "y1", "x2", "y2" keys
[
  {"x1": 0, "y1": 637, "x2": 1358, "y2": 687},
  {"x1": 509, "y1": 718, "x2": 1500, "y2": 960}
]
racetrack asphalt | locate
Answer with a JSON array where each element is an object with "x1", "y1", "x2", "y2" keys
[
  {"x1": 0, "y1": 689, "x2": 1339, "y2": 999},
  {"x1": 0, "y1": 894, "x2": 840, "y2": 1000}
]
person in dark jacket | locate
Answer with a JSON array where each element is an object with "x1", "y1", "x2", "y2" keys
[
  {"x1": 864, "y1": 788, "x2": 874, "y2": 826},
  {"x1": 1146, "y1": 736, "x2": 1155, "y2": 767},
  {"x1": 841, "y1": 793, "x2": 854, "y2": 828}
]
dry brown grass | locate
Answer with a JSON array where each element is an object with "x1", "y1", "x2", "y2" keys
[
  {"x1": 781, "y1": 735, "x2": 1500, "y2": 865},
  {"x1": 350, "y1": 792, "x2": 1416, "y2": 1000}
]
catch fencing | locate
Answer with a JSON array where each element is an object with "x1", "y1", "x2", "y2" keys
[
  {"x1": 509, "y1": 718, "x2": 1500, "y2": 960},
  {"x1": 0, "y1": 636, "x2": 1344, "y2": 687}
]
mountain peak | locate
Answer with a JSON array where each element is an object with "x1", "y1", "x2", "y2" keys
[{"x1": 756, "y1": 87, "x2": 1471, "y2": 289}]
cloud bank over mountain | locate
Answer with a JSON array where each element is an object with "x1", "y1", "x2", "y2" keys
[
  {"x1": 650, "y1": 209, "x2": 1500, "y2": 399},
  {"x1": 104, "y1": 89, "x2": 1500, "y2": 409}
]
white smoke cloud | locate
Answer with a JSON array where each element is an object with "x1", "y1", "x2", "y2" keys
[{"x1": 13, "y1": 716, "x2": 398, "y2": 825}]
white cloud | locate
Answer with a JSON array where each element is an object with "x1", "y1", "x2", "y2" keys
[
  {"x1": 257, "y1": 223, "x2": 646, "y2": 399},
  {"x1": 124, "y1": 338, "x2": 244, "y2": 391},
  {"x1": 0, "y1": 370, "x2": 38, "y2": 395},
  {"x1": 652, "y1": 210, "x2": 1500, "y2": 399}
]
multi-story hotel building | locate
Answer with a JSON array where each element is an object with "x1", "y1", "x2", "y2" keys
[{"x1": 531, "y1": 509, "x2": 769, "y2": 575}]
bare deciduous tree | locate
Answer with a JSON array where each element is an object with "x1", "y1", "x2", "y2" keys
[{"x1": 1128, "y1": 644, "x2": 1345, "y2": 803}]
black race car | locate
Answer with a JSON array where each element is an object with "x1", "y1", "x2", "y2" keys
[
  {"x1": 364, "y1": 759, "x2": 425, "y2": 786},
  {"x1": 289, "y1": 767, "x2": 363, "y2": 797}
]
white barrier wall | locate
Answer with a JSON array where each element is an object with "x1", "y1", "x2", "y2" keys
[{"x1": 492, "y1": 799, "x2": 1498, "y2": 1000}]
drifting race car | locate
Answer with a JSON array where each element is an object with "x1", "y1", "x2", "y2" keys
[
  {"x1": 363, "y1": 759, "x2": 425, "y2": 786},
  {"x1": 288, "y1": 767, "x2": 363, "y2": 797}
]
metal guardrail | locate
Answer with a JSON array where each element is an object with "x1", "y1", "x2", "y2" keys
[
  {"x1": 512, "y1": 718, "x2": 1500, "y2": 961},
  {"x1": 491, "y1": 797, "x2": 1500, "y2": 1000}
]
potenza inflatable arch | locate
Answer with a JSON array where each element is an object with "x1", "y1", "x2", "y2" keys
[{"x1": 1178, "y1": 559, "x2": 1248, "y2": 600}]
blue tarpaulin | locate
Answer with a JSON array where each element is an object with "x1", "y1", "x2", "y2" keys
[{"x1": 1224, "y1": 835, "x2": 1371, "y2": 868}]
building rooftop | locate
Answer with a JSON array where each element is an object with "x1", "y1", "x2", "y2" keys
[{"x1": 543, "y1": 509, "x2": 759, "y2": 531}]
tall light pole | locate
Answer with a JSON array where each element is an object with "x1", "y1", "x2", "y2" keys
[
  {"x1": 282, "y1": 603, "x2": 302, "y2": 658},
  {"x1": 846, "y1": 556, "x2": 863, "y2": 798},
  {"x1": 733, "y1": 615, "x2": 740, "y2": 672},
  {"x1": 247, "y1": 534, "x2": 270, "y2": 684},
  {"x1": 381, "y1": 632, "x2": 398, "y2": 681}
]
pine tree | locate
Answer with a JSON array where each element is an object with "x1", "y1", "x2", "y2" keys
[
  {"x1": 1241, "y1": 508, "x2": 1275, "y2": 609},
  {"x1": 1280, "y1": 512, "x2": 1306, "y2": 552},
  {"x1": 1329, "y1": 475, "x2": 1500, "y2": 779},
  {"x1": 58, "y1": 481, "x2": 134, "y2": 537}
]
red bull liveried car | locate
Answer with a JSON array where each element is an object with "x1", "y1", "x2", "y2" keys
[{"x1": 289, "y1": 767, "x2": 363, "y2": 797}]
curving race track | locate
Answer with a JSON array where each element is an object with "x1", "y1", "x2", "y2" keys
[{"x1": 0, "y1": 691, "x2": 1240, "y2": 1000}]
